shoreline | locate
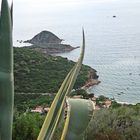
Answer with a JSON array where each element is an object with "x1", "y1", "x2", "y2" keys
[
  {"x1": 115, "y1": 100, "x2": 137, "y2": 105},
  {"x1": 81, "y1": 79, "x2": 101, "y2": 89}
]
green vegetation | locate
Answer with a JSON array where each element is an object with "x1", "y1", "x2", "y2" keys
[
  {"x1": 14, "y1": 94, "x2": 55, "y2": 112},
  {"x1": 86, "y1": 104, "x2": 140, "y2": 140},
  {"x1": 14, "y1": 47, "x2": 97, "y2": 93},
  {"x1": 70, "y1": 89, "x2": 89, "y2": 99},
  {"x1": 13, "y1": 103, "x2": 140, "y2": 140},
  {"x1": 13, "y1": 113, "x2": 45, "y2": 140}
]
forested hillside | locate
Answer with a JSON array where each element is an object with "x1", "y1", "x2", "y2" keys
[{"x1": 14, "y1": 47, "x2": 97, "y2": 93}]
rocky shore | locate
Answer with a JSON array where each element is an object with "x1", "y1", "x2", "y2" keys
[
  {"x1": 81, "y1": 69, "x2": 101, "y2": 89},
  {"x1": 82, "y1": 79, "x2": 101, "y2": 89}
]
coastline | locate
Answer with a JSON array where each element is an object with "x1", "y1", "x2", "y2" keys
[
  {"x1": 115, "y1": 101, "x2": 137, "y2": 105},
  {"x1": 14, "y1": 31, "x2": 140, "y2": 105},
  {"x1": 81, "y1": 79, "x2": 101, "y2": 89}
]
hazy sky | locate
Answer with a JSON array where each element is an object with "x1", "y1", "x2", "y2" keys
[
  {"x1": 0, "y1": 0, "x2": 118, "y2": 7},
  {"x1": 0, "y1": 0, "x2": 120, "y2": 15}
]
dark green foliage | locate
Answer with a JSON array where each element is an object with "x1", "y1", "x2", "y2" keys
[
  {"x1": 86, "y1": 104, "x2": 140, "y2": 140},
  {"x1": 13, "y1": 113, "x2": 45, "y2": 140},
  {"x1": 111, "y1": 101, "x2": 122, "y2": 108},
  {"x1": 13, "y1": 112, "x2": 64, "y2": 140},
  {"x1": 14, "y1": 47, "x2": 96, "y2": 93},
  {"x1": 70, "y1": 89, "x2": 89, "y2": 99},
  {"x1": 14, "y1": 94, "x2": 54, "y2": 112},
  {"x1": 96, "y1": 95, "x2": 109, "y2": 106},
  {"x1": 98, "y1": 95, "x2": 109, "y2": 102}
]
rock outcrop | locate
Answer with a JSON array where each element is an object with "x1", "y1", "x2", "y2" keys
[{"x1": 81, "y1": 69, "x2": 100, "y2": 89}]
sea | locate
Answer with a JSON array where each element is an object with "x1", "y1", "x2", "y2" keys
[{"x1": 12, "y1": 0, "x2": 140, "y2": 104}]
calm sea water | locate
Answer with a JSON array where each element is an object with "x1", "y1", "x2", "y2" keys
[{"x1": 13, "y1": 0, "x2": 140, "y2": 104}]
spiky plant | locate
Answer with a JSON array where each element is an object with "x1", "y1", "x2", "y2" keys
[
  {"x1": 0, "y1": 0, "x2": 14, "y2": 139},
  {"x1": 37, "y1": 31, "x2": 94, "y2": 140},
  {"x1": 61, "y1": 99, "x2": 94, "y2": 140}
]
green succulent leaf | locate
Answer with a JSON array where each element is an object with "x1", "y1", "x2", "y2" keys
[
  {"x1": 64, "y1": 99, "x2": 94, "y2": 140},
  {"x1": 37, "y1": 30, "x2": 85, "y2": 140},
  {"x1": 0, "y1": 0, "x2": 14, "y2": 140}
]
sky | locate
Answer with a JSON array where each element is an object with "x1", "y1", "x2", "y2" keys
[
  {"x1": 0, "y1": 0, "x2": 120, "y2": 44},
  {"x1": 0, "y1": 0, "x2": 118, "y2": 7},
  {"x1": 0, "y1": 0, "x2": 120, "y2": 17}
]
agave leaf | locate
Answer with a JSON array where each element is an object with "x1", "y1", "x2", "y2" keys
[
  {"x1": 0, "y1": 0, "x2": 14, "y2": 140},
  {"x1": 64, "y1": 99, "x2": 94, "y2": 140},
  {"x1": 38, "y1": 57, "x2": 76, "y2": 140},
  {"x1": 49, "y1": 30, "x2": 86, "y2": 139},
  {"x1": 10, "y1": 1, "x2": 13, "y2": 27},
  {"x1": 37, "y1": 30, "x2": 85, "y2": 140},
  {"x1": 60, "y1": 99, "x2": 71, "y2": 140}
]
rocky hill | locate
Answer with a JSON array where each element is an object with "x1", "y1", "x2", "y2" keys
[
  {"x1": 23, "y1": 31, "x2": 78, "y2": 54},
  {"x1": 24, "y1": 30, "x2": 63, "y2": 45}
]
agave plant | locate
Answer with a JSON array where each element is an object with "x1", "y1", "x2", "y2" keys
[
  {"x1": 37, "y1": 31, "x2": 94, "y2": 140},
  {"x1": 0, "y1": 0, "x2": 14, "y2": 140}
]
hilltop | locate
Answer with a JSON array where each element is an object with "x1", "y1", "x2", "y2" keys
[{"x1": 24, "y1": 30, "x2": 63, "y2": 44}]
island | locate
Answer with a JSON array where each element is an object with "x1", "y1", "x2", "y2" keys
[{"x1": 23, "y1": 30, "x2": 79, "y2": 54}]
